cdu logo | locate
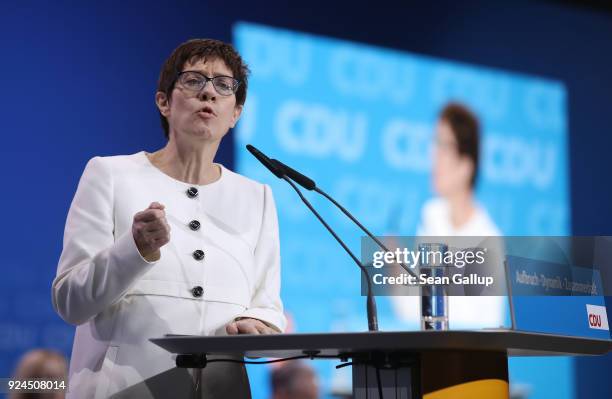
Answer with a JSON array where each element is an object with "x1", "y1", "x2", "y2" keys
[{"x1": 586, "y1": 304, "x2": 609, "y2": 331}]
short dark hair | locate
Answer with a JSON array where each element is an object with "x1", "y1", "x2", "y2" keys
[
  {"x1": 156, "y1": 38, "x2": 250, "y2": 138},
  {"x1": 439, "y1": 102, "x2": 480, "y2": 188}
]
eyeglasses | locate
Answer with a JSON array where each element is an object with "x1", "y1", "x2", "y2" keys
[
  {"x1": 434, "y1": 136, "x2": 458, "y2": 152},
  {"x1": 176, "y1": 71, "x2": 240, "y2": 96}
]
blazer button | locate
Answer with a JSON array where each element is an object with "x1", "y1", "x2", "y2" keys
[
  {"x1": 189, "y1": 220, "x2": 201, "y2": 231},
  {"x1": 191, "y1": 286, "x2": 204, "y2": 298},
  {"x1": 186, "y1": 187, "x2": 199, "y2": 198},
  {"x1": 192, "y1": 249, "x2": 205, "y2": 261}
]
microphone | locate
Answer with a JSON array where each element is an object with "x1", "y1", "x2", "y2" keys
[
  {"x1": 271, "y1": 159, "x2": 316, "y2": 190},
  {"x1": 267, "y1": 151, "x2": 416, "y2": 279},
  {"x1": 246, "y1": 144, "x2": 285, "y2": 178},
  {"x1": 247, "y1": 144, "x2": 379, "y2": 331}
]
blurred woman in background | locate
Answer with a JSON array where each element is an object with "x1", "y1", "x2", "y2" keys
[
  {"x1": 393, "y1": 102, "x2": 506, "y2": 329},
  {"x1": 418, "y1": 102, "x2": 500, "y2": 237}
]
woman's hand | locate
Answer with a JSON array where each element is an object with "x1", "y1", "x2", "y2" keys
[
  {"x1": 226, "y1": 318, "x2": 277, "y2": 335},
  {"x1": 132, "y1": 202, "x2": 171, "y2": 262}
]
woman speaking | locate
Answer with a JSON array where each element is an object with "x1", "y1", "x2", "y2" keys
[{"x1": 52, "y1": 39, "x2": 286, "y2": 398}]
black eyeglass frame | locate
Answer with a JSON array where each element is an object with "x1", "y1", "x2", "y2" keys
[{"x1": 175, "y1": 70, "x2": 241, "y2": 96}]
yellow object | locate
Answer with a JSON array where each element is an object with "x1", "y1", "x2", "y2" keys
[{"x1": 424, "y1": 379, "x2": 509, "y2": 399}]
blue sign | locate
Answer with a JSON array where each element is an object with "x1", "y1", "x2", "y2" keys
[{"x1": 506, "y1": 255, "x2": 610, "y2": 340}]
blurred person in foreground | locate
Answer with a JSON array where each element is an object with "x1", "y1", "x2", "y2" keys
[
  {"x1": 392, "y1": 102, "x2": 507, "y2": 329},
  {"x1": 270, "y1": 361, "x2": 319, "y2": 399},
  {"x1": 52, "y1": 39, "x2": 286, "y2": 398},
  {"x1": 9, "y1": 349, "x2": 68, "y2": 399}
]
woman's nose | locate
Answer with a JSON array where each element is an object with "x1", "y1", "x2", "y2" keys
[{"x1": 197, "y1": 81, "x2": 216, "y2": 101}]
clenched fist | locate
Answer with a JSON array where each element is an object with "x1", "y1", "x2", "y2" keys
[{"x1": 132, "y1": 202, "x2": 171, "y2": 262}]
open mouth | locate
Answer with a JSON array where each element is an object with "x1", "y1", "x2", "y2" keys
[{"x1": 197, "y1": 106, "x2": 215, "y2": 118}]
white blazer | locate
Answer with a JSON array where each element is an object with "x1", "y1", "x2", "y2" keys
[{"x1": 52, "y1": 152, "x2": 286, "y2": 398}]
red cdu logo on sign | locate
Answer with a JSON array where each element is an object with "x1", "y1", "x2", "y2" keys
[
  {"x1": 586, "y1": 304, "x2": 609, "y2": 331},
  {"x1": 589, "y1": 314, "x2": 602, "y2": 328}
]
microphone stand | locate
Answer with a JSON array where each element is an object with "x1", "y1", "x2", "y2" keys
[
  {"x1": 271, "y1": 158, "x2": 417, "y2": 278},
  {"x1": 314, "y1": 186, "x2": 417, "y2": 278},
  {"x1": 281, "y1": 176, "x2": 379, "y2": 332}
]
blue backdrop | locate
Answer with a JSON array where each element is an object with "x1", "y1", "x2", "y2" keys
[
  {"x1": 234, "y1": 21, "x2": 571, "y2": 398},
  {"x1": 1, "y1": 1, "x2": 611, "y2": 398}
]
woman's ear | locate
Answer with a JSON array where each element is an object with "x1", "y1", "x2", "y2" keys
[
  {"x1": 459, "y1": 157, "x2": 475, "y2": 187},
  {"x1": 155, "y1": 92, "x2": 170, "y2": 117},
  {"x1": 230, "y1": 104, "x2": 243, "y2": 128}
]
